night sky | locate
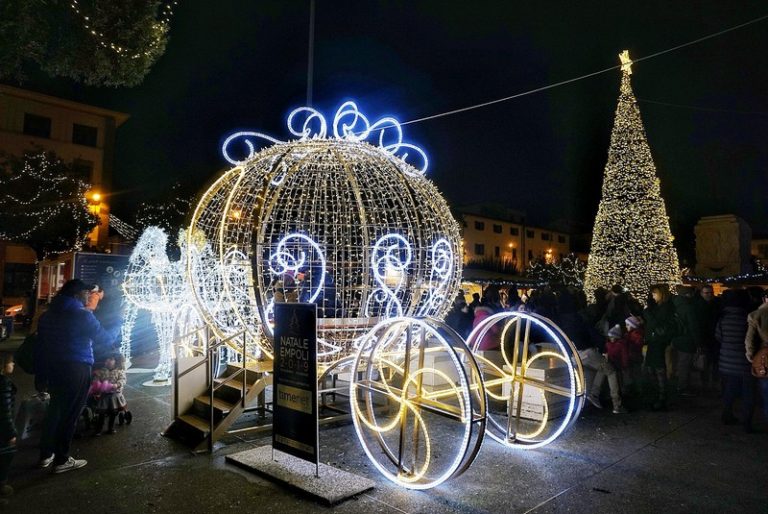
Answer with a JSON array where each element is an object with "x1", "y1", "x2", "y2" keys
[{"x1": 21, "y1": 1, "x2": 768, "y2": 261}]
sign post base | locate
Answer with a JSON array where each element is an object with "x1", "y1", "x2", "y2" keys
[{"x1": 226, "y1": 445, "x2": 374, "y2": 506}]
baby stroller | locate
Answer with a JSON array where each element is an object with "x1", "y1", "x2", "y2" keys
[
  {"x1": 75, "y1": 390, "x2": 99, "y2": 438},
  {"x1": 88, "y1": 367, "x2": 133, "y2": 434}
]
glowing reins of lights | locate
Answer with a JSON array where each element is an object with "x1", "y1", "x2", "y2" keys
[{"x1": 221, "y1": 101, "x2": 429, "y2": 174}]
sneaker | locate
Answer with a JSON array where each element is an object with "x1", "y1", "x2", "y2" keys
[
  {"x1": 612, "y1": 405, "x2": 628, "y2": 414},
  {"x1": 38, "y1": 455, "x2": 55, "y2": 469},
  {"x1": 678, "y1": 389, "x2": 696, "y2": 398},
  {"x1": 125, "y1": 411, "x2": 133, "y2": 425},
  {"x1": 587, "y1": 394, "x2": 603, "y2": 409},
  {"x1": 53, "y1": 457, "x2": 87, "y2": 474},
  {"x1": 106, "y1": 428, "x2": 116, "y2": 435}
]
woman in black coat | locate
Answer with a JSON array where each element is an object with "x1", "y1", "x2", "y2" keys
[
  {"x1": 715, "y1": 289, "x2": 754, "y2": 430},
  {"x1": 643, "y1": 285, "x2": 676, "y2": 410}
]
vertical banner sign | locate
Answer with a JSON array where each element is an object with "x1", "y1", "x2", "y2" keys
[{"x1": 273, "y1": 303, "x2": 318, "y2": 465}]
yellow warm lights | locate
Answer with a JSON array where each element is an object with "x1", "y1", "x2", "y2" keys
[
  {"x1": 583, "y1": 50, "x2": 680, "y2": 302},
  {"x1": 619, "y1": 49, "x2": 633, "y2": 75}
]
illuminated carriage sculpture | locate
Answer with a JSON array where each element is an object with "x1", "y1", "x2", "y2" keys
[{"x1": 186, "y1": 102, "x2": 585, "y2": 489}]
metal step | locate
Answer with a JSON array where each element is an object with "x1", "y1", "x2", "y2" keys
[
  {"x1": 194, "y1": 395, "x2": 235, "y2": 415},
  {"x1": 178, "y1": 414, "x2": 212, "y2": 435}
]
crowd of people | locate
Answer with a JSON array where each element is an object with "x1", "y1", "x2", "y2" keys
[
  {"x1": 446, "y1": 282, "x2": 768, "y2": 426},
  {"x1": 0, "y1": 277, "x2": 766, "y2": 503}
]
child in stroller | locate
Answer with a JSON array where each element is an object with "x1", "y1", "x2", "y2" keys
[{"x1": 88, "y1": 354, "x2": 132, "y2": 435}]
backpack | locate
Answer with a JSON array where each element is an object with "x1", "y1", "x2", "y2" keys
[{"x1": 14, "y1": 333, "x2": 38, "y2": 374}]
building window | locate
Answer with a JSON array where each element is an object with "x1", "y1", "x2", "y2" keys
[
  {"x1": 71, "y1": 159, "x2": 94, "y2": 182},
  {"x1": 72, "y1": 123, "x2": 98, "y2": 147},
  {"x1": 3, "y1": 263, "x2": 35, "y2": 297},
  {"x1": 541, "y1": 233, "x2": 550, "y2": 241},
  {"x1": 493, "y1": 224, "x2": 502, "y2": 234},
  {"x1": 475, "y1": 244, "x2": 485, "y2": 256},
  {"x1": 494, "y1": 246, "x2": 500, "y2": 257},
  {"x1": 528, "y1": 250, "x2": 533, "y2": 260},
  {"x1": 23, "y1": 113, "x2": 52, "y2": 138},
  {"x1": 510, "y1": 227, "x2": 519, "y2": 236},
  {"x1": 512, "y1": 248, "x2": 517, "y2": 259},
  {"x1": 526, "y1": 230, "x2": 534, "y2": 239},
  {"x1": 474, "y1": 221, "x2": 485, "y2": 231},
  {"x1": 558, "y1": 235, "x2": 566, "y2": 244}
]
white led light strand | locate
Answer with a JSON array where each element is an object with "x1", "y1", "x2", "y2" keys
[
  {"x1": 365, "y1": 234, "x2": 412, "y2": 318},
  {"x1": 415, "y1": 238, "x2": 454, "y2": 316},
  {"x1": 221, "y1": 101, "x2": 428, "y2": 173}
]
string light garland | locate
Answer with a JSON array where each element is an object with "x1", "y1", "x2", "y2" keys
[
  {"x1": 68, "y1": 0, "x2": 178, "y2": 60},
  {"x1": 583, "y1": 51, "x2": 680, "y2": 303},
  {"x1": 684, "y1": 271, "x2": 768, "y2": 284},
  {"x1": 108, "y1": 214, "x2": 139, "y2": 241},
  {"x1": 527, "y1": 254, "x2": 586, "y2": 287},
  {"x1": 0, "y1": 151, "x2": 97, "y2": 256}
]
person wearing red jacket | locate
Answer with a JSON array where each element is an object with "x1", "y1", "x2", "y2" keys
[
  {"x1": 625, "y1": 316, "x2": 645, "y2": 363},
  {"x1": 605, "y1": 325, "x2": 630, "y2": 370}
]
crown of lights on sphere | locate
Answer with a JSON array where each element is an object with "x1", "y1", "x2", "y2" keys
[{"x1": 188, "y1": 102, "x2": 462, "y2": 365}]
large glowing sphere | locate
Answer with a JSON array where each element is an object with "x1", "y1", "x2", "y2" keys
[{"x1": 188, "y1": 103, "x2": 462, "y2": 366}]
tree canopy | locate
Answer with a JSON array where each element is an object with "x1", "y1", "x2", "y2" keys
[
  {"x1": 0, "y1": 151, "x2": 99, "y2": 259},
  {"x1": 0, "y1": 0, "x2": 171, "y2": 87}
]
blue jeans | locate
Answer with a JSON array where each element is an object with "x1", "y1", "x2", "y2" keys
[{"x1": 721, "y1": 374, "x2": 755, "y2": 422}]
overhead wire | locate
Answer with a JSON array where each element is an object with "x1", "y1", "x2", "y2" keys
[
  {"x1": 398, "y1": 13, "x2": 768, "y2": 127},
  {"x1": 637, "y1": 98, "x2": 768, "y2": 116}
]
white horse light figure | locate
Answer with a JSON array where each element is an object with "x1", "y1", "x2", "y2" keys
[{"x1": 123, "y1": 227, "x2": 187, "y2": 383}]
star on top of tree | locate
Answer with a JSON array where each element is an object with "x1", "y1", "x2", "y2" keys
[{"x1": 619, "y1": 50, "x2": 633, "y2": 75}]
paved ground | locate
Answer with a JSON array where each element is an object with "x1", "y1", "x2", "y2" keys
[{"x1": 2, "y1": 340, "x2": 766, "y2": 513}]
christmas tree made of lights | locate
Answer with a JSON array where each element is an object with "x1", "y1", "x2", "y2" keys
[{"x1": 583, "y1": 50, "x2": 680, "y2": 302}]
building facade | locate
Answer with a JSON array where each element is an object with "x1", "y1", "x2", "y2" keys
[
  {"x1": 457, "y1": 207, "x2": 570, "y2": 272},
  {"x1": 0, "y1": 85, "x2": 128, "y2": 311},
  {"x1": 693, "y1": 215, "x2": 752, "y2": 278}
]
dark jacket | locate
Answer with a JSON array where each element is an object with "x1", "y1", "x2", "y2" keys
[
  {"x1": 671, "y1": 295, "x2": 705, "y2": 353},
  {"x1": 559, "y1": 312, "x2": 602, "y2": 351},
  {"x1": 36, "y1": 295, "x2": 114, "y2": 372},
  {"x1": 643, "y1": 300, "x2": 675, "y2": 369},
  {"x1": 716, "y1": 306, "x2": 751, "y2": 377},
  {"x1": 0, "y1": 375, "x2": 17, "y2": 447}
]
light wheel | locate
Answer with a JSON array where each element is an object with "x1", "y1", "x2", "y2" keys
[{"x1": 350, "y1": 317, "x2": 485, "y2": 489}]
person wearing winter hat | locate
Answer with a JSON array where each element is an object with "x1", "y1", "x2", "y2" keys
[
  {"x1": 605, "y1": 324, "x2": 631, "y2": 376},
  {"x1": 35, "y1": 279, "x2": 115, "y2": 474}
]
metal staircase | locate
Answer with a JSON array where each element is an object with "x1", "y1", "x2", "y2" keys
[{"x1": 164, "y1": 328, "x2": 273, "y2": 452}]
